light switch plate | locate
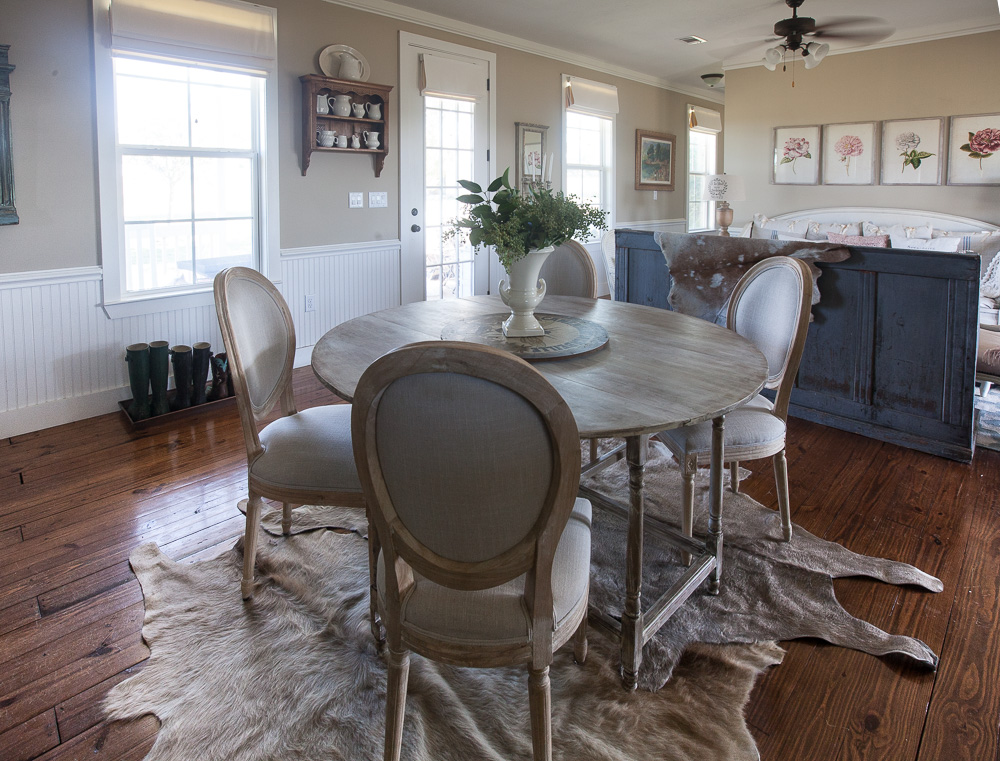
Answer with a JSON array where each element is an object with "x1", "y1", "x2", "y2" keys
[
  {"x1": 349, "y1": 192, "x2": 363, "y2": 209},
  {"x1": 369, "y1": 191, "x2": 388, "y2": 208}
]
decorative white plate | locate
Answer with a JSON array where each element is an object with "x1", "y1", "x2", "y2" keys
[{"x1": 317, "y1": 44, "x2": 370, "y2": 82}]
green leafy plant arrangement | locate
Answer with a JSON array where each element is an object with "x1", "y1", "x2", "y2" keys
[{"x1": 446, "y1": 169, "x2": 608, "y2": 271}]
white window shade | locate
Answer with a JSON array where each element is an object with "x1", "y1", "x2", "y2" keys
[
  {"x1": 419, "y1": 53, "x2": 487, "y2": 100},
  {"x1": 110, "y1": 0, "x2": 277, "y2": 70},
  {"x1": 689, "y1": 105, "x2": 722, "y2": 134},
  {"x1": 565, "y1": 76, "x2": 619, "y2": 116}
]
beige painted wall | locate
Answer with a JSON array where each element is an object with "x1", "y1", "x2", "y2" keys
[
  {"x1": 1, "y1": 0, "x2": 718, "y2": 275},
  {"x1": 724, "y1": 31, "x2": 1000, "y2": 227}
]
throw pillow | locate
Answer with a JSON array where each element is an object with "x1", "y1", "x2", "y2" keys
[
  {"x1": 862, "y1": 222, "x2": 934, "y2": 239},
  {"x1": 826, "y1": 232, "x2": 890, "y2": 247},
  {"x1": 750, "y1": 225, "x2": 810, "y2": 241},
  {"x1": 931, "y1": 230, "x2": 1000, "y2": 277},
  {"x1": 888, "y1": 235, "x2": 963, "y2": 252},
  {"x1": 806, "y1": 221, "x2": 862, "y2": 241},
  {"x1": 752, "y1": 212, "x2": 810, "y2": 236}
]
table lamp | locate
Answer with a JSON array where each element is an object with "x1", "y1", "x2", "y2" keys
[{"x1": 703, "y1": 174, "x2": 745, "y2": 237}]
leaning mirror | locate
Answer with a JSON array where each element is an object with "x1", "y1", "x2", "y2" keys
[
  {"x1": 515, "y1": 122, "x2": 547, "y2": 192},
  {"x1": 0, "y1": 45, "x2": 16, "y2": 225}
]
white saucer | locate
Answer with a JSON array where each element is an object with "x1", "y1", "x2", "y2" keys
[{"x1": 317, "y1": 45, "x2": 371, "y2": 82}]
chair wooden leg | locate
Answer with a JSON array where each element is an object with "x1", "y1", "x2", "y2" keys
[
  {"x1": 241, "y1": 494, "x2": 263, "y2": 600},
  {"x1": 729, "y1": 460, "x2": 740, "y2": 493},
  {"x1": 773, "y1": 449, "x2": 793, "y2": 541},
  {"x1": 384, "y1": 647, "x2": 410, "y2": 761},
  {"x1": 281, "y1": 502, "x2": 292, "y2": 535},
  {"x1": 983, "y1": 381, "x2": 993, "y2": 397},
  {"x1": 527, "y1": 665, "x2": 552, "y2": 761},
  {"x1": 588, "y1": 438, "x2": 598, "y2": 466},
  {"x1": 368, "y1": 517, "x2": 386, "y2": 646},
  {"x1": 572, "y1": 614, "x2": 588, "y2": 664},
  {"x1": 680, "y1": 455, "x2": 696, "y2": 566}
]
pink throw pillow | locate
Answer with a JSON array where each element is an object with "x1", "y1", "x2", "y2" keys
[{"x1": 827, "y1": 232, "x2": 890, "y2": 248}]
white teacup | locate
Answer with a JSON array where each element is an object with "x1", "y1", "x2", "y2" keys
[
  {"x1": 363, "y1": 130, "x2": 380, "y2": 149},
  {"x1": 351, "y1": 103, "x2": 366, "y2": 118},
  {"x1": 316, "y1": 129, "x2": 336, "y2": 148},
  {"x1": 335, "y1": 134, "x2": 349, "y2": 148}
]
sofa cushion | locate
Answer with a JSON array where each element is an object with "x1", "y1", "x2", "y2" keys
[{"x1": 827, "y1": 232, "x2": 890, "y2": 247}]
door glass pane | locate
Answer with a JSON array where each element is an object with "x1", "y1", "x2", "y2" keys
[{"x1": 424, "y1": 96, "x2": 476, "y2": 300}]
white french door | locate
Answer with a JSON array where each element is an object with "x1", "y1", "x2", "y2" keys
[{"x1": 399, "y1": 33, "x2": 496, "y2": 303}]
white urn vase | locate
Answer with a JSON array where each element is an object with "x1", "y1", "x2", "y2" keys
[{"x1": 498, "y1": 246, "x2": 554, "y2": 337}]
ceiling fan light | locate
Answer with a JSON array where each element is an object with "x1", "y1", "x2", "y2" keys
[
  {"x1": 804, "y1": 41, "x2": 829, "y2": 68},
  {"x1": 763, "y1": 46, "x2": 783, "y2": 71}
]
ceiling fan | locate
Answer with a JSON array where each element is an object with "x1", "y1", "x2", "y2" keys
[{"x1": 763, "y1": 0, "x2": 893, "y2": 70}]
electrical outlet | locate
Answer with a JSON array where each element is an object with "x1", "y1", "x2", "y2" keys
[
  {"x1": 305, "y1": 294, "x2": 316, "y2": 312},
  {"x1": 349, "y1": 192, "x2": 363, "y2": 209},
  {"x1": 369, "y1": 191, "x2": 388, "y2": 208}
]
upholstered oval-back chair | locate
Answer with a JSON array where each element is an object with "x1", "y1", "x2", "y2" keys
[
  {"x1": 656, "y1": 256, "x2": 813, "y2": 553},
  {"x1": 214, "y1": 267, "x2": 365, "y2": 600},
  {"x1": 352, "y1": 341, "x2": 591, "y2": 761},
  {"x1": 538, "y1": 239, "x2": 598, "y2": 299}
]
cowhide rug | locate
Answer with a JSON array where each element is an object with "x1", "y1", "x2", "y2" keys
[
  {"x1": 105, "y1": 527, "x2": 781, "y2": 761},
  {"x1": 654, "y1": 231, "x2": 851, "y2": 323},
  {"x1": 104, "y1": 440, "x2": 941, "y2": 759}
]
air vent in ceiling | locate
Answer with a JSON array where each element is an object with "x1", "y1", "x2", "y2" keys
[{"x1": 678, "y1": 35, "x2": 707, "y2": 45}]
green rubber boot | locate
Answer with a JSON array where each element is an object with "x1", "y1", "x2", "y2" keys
[
  {"x1": 148, "y1": 341, "x2": 171, "y2": 416},
  {"x1": 191, "y1": 342, "x2": 211, "y2": 405},
  {"x1": 170, "y1": 345, "x2": 193, "y2": 411},
  {"x1": 125, "y1": 343, "x2": 151, "y2": 421}
]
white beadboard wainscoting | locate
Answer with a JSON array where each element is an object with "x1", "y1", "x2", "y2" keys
[{"x1": 0, "y1": 240, "x2": 401, "y2": 438}]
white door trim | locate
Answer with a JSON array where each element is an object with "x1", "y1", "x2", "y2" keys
[{"x1": 398, "y1": 31, "x2": 497, "y2": 304}]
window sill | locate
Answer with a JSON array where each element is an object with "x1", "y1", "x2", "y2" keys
[{"x1": 102, "y1": 288, "x2": 215, "y2": 319}]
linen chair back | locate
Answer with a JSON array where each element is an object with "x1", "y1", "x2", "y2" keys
[
  {"x1": 538, "y1": 240, "x2": 598, "y2": 299},
  {"x1": 726, "y1": 256, "x2": 813, "y2": 420},
  {"x1": 214, "y1": 267, "x2": 297, "y2": 456},
  {"x1": 352, "y1": 341, "x2": 582, "y2": 595}
]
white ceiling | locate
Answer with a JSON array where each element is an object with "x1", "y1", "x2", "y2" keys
[{"x1": 355, "y1": 0, "x2": 1000, "y2": 95}]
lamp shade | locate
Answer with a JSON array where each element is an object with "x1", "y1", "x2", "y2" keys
[
  {"x1": 701, "y1": 72, "x2": 724, "y2": 88},
  {"x1": 803, "y1": 41, "x2": 829, "y2": 69},
  {"x1": 703, "y1": 174, "x2": 745, "y2": 202},
  {"x1": 763, "y1": 46, "x2": 783, "y2": 71}
]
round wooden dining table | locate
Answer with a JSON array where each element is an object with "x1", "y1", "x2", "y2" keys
[{"x1": 312, "y1": 294, "x2": 768, "y2": 689}]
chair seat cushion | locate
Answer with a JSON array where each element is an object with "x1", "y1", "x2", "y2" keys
[
  {"x1": 251, "y1": 404, "x2": 362, "y2": 495},
  {"x1": 659, "y1": 395, "x2": 786, "y2": 460},
  {"x1": 378, "y1": 498, "x2": 591, "y2": 647}
]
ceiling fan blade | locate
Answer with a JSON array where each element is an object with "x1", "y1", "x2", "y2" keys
[{"x1": 811, "y1": 16, "x2": 894, "y2": 44}]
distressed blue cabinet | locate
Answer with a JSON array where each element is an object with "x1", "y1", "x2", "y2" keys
[{"x1": 615, "y1": 229, "x2": 979, "y2": 461}]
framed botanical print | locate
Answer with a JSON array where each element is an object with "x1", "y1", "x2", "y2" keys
[
  {"x1": 880, "y1": 118, "x2": 943, "y2": 186},
  {"x1": 0, "y1": 45, "x2": 16, "y2": 225},
  {"x1": 773, "y1": 125, "x2": 821, "y2": 185},
  {"x1": 822, "y1": 122, "x2": 877, "y2": 185},
  {"x1": 635, "y1": 129, "x2": 675, "y2": 191},
  {"x1": 947, "y1": 113, "x2": 1000, "y2": 185}
]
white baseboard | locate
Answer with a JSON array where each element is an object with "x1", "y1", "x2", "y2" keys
[{"x1": 1, "y1": 386, "x2": 131, "y2": 439}]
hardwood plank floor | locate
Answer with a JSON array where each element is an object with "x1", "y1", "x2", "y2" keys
[{"x1": 1, "y1": 367, "x2": 997, "y2": 760}]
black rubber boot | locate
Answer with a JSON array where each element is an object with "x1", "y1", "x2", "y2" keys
[
  {"x1": 170, "y1": 345, "x2": 193, "y2": 411},
  {"x1": 148, "y1": 341, "x2": 171, "y2": 416},
  {"x1": 125, "y1": 343, "x2": 151, "y2": 421},
  {"x1": 191, "y1": 342, "x2": 211, "y2": 405}
]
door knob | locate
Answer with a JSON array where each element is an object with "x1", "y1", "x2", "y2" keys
[{"x1": 411, "y1": 224, "x2": 421, "y2": 232}]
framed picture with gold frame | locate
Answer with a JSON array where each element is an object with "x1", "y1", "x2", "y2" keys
[
  {"x1": 515, "y1": 122, "x2": 547, "y2": 191},
  {"x1": 635, "y1": 129, "x2": 675, "y2": 191}
]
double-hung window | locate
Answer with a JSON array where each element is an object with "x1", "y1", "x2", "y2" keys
[
  {"x1": 687, "y1": 105, "x2": 722, "y2": 232},
  {"x1": 93, "y1": 0, "x2": 279, "y2": 317},
  {"x1": 563, "y1": 75, "x2": 617, "y2": 239}
]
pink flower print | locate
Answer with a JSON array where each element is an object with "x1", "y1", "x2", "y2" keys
[
  {"x1": 780, "y1": 137, "x2": 811, "y2": 174},
  {"x1": 963, "y1": 127, "x2": 1000, "y2": 171},
  {"x1": 834, "y1": 135, "x2": 863, "y2": 175}
]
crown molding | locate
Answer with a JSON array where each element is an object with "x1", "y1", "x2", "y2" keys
[
  {"x1": 722, "y1": 23, "x2": 1000, "y2": 71},
  {"x1": 319, "y1": 0, "x2": 725, "y2": 104}
]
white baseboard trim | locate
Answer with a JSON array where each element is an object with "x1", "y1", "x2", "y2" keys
[
  {"x1": 294, "y1": 345, "x2": 314, "y2": 370},
  {"x1": 1, "y1": 385, "x2": 131, "y2": 440}
]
